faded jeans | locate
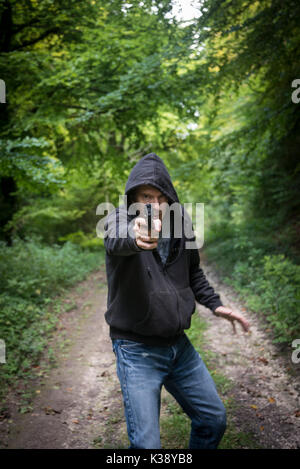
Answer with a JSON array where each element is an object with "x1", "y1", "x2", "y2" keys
[{"x1": 112, "y1": 333, "x2": 226, "y2": 449}]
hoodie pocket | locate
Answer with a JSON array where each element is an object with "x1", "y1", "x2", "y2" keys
[
  {"x1": 132, "y1": 290, "x2": 180, "y2": 338},
  {"x1": 176, "y1": 287, "x2": 196, "y2": 330},
  {"x1": 104, "y1": 289, "x2": 121, "y2": 325}
]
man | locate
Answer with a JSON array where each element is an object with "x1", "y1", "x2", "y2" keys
[{"x1": 103, "y1": 153, "x2": 250, "y2": 449}]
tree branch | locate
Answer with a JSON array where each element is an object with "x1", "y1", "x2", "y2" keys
[{"x1": 12, "y1": 27, "x2": 60, "y2": 51}]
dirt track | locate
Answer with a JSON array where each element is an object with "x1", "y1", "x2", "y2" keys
[
  {"x1": 1, "y1": 268, "x2": 128, "y2": 449},
  {"x1": 1, "y1": 261, "x2": 300, "y2": 449}
]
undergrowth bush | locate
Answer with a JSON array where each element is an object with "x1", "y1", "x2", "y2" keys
[
  {"x1": 0, "y1": 236, "x2": 105, "y2": 395},
  {"x1": 205, "y1": 224, "x2": 300, "y2": 344}
]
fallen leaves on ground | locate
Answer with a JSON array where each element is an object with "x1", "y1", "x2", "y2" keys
[
  {"x1": 257, "y1": 357, "x2": 269, "y2": 365},
  {"x1": 43, "y1": 406, "x2": 61, "y2": 415}
]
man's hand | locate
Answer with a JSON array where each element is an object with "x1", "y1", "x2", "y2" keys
[
  {"x1": 133, "y1": 216, "x2": 161, "y2": 250},
  {"x1": 214, "y1": 305, "x2": 250, "y2": 334}
]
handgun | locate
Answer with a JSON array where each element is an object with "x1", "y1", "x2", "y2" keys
[{"x1": 144, "y1": 203, "x2": 155, "y2": 234}]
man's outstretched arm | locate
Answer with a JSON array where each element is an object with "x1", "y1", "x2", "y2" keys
[
  {"x1": 104, "y1": 208, "x2": 143, "y2": 256},
  {"x1": 189, "y1": 247, "x2": 223, "y2": 312},
  {"x1": 214, "y1": 305, "x2": 250, "y2": 333},
  {"x1": 104, "y1": 207, "x2": 160, "y2": 256},
  {"x1": 189, "y1": 248, "x2": 250, "y2": 333}
]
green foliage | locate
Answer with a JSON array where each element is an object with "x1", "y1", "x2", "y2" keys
[
  {"x1": 4, "y1": 168, "x2": 108, "y2": 243},
  {"x1": 205, "y1": 223, "x2": 300, "y2": 344},
  {"x1": 0, "y1": 0, "x2": 199, "y2": 244},
  {"x1": 247, "y1": 255, "x2": 300, "y2": 342},
  {"x1": 0, "y1": 236, "x2": 105, "y2": 395},
  {"x1": 193, "y1": 0, "x2": 300, "y2": 242},
  {"x1": 59, "y1": 231, "x2": 104, "y2": 251},
  {"x1": 0, "y1": 137, "x2": 65, "y2": 192}
]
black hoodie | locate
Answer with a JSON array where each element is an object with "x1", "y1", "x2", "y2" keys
[{"x1": 103, "y1": 153, "x2": 223, "y2": 346}]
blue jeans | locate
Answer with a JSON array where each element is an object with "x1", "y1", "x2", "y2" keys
[{"x1": 112, "y1": 333, "x2": 226, "y2": 449}]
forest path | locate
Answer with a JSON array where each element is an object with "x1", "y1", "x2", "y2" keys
[
  {"x1": 1, "y1": 261, "x2": 300, "y2": 449},
  {"x1": 2, "y1": 267, "x2": 127, "y2": 449}
]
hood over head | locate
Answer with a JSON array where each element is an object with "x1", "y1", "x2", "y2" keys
[
  {"x1": 118, "y1": 153, "x2": 195, "y2": 253},
  {"x1": 122, "y1": 153, "x2": 194, "y2": 250},
  {"x1": 124, "y1": 153, "x2": 180, "y2": 205}
]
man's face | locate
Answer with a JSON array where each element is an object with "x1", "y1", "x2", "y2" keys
[{"x1": 134, "y1": 185, "x2": 169, "y2": 221}]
